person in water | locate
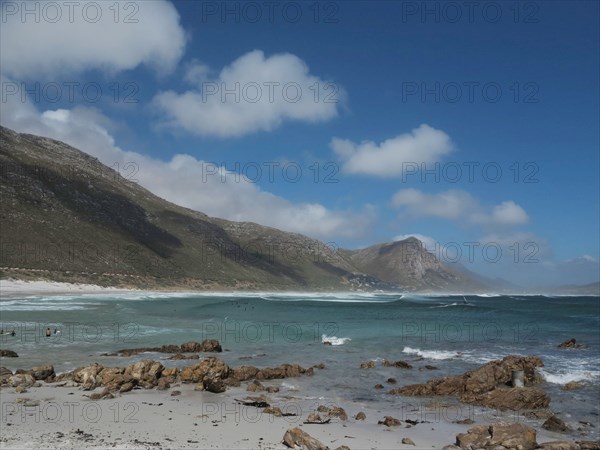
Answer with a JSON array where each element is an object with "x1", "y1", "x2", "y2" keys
[
  {"x1": 45, "y1": 327, "x2": 52, "y2": 337},
  {"x1": 11, "y1": 330, "x2": 16, "y2": 337}
]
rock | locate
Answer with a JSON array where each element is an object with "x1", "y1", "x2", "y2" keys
[
  {"x1": 230, "y1": 365, "x2": 259, "y2": 382},
  {"x1": 169, "y1": 353, "x2": 199, "y2": 360},
  {"x1": 282, "y1": 427, "x2": 328, "y2": 450},
  {"x1": 266, "y1": 385, "x2": 279, "y2": 393},
  {"x1": 327, "y1": 406, "x2": 348, "y2": 421},
  {"x1": 89, "y1": 388, "x2": 114, "y2": 400},
  {"x1": 204, "y1": 377, "x2": 226, "y2": 393},
  {"x1": 313, "y1": 363, "x2": 326, "y2": 370},
  {"x1": 355, "y1": 412, "x2": 366, "y2": 421},
  {"x1": 442, "y1": 446, "x2": 461, "y2": 450},
  {"x1": 124, "y1": 360, "x2": 164, "y2": 387},
  {"x1": 181, "y1": 339, "x2": 222, "y2": 353},
  {"x1": 360, "y1": 361, "x2": 375, "y2": 369},
  {"x1": 29, "y1": 364, "x2": 55, "y2": 380},
  {"x1": 119, "y1": 382, "x2": 134, "y2": 393},
  {"x1": 157, "y1": 378, "x2": 170, "y2": 391},
  {"x1": 256, "y1": 364, "x2": 306, "y2": 380},
  {"x1": 468, "y1": 387, "x2": 550, "y2": 411},
  {"x1": 424, "y1": 365, "x2": 439, "y2": 370},
  {"x1": 8, "y1": 373, "x2": 35, "y2": 388},
  {"x1": 0, "y1": 367, "x2": 13, "y2": 383},
  {"x1": 382, "y1": 360, "x2": 413, "y2": 369},
  {"x1": 72, "y1": 363, "x2": 104, "y2": 390},
  {"x1": 264, "y1": 406, "x2": 283, "y2": 417},
  {"x1": 374, "y1": 384, "x2": 384, "y2": 389},
  {"x1": 378, "y1": 416, "x2": 402, "y2": 427},
  {"x1": 402, "y1": 438, "x2": 416, "y2": 446},
  {"x1": 15, "y1": 385, "x2": 27, "y2": 393},
  {"x1": 456, "y1": 423, "x2": 537, "y2": 450},
  {"x1": 181, "y1": 357, "x2": 229, "y2": 384},
  {"x1": 543, "y1": 415, "x2": 569, "y2": 432},
  {"x1": 247, "y1": 380, "x2": 265, "y2": 392},
  {"x1": 0, "y1": 350, "x2": 18, "y2": 357},
  {"x1": 392, "y1": 355, "x2": 548, "y2": 411},
  {"x1": 170, "y1": 390, "x2": 181, "y2": 396},
  {"x1": 334, "y1": 446, "x2": 350, "y2": 450},
  {"x1": 454, "y1": 418, "x2": 474, "y2": 425},
  {"x1": 558, "y1": 338, "x2": 586, "y2": 349},
  {"x1": 524, "y1": 409, "x2": 554, "y2": 420},
  {"x1": 578, "y1": 442, "x2": 600, "y2": 450},
  {"x1": 562, "y1": 381, "x2": 583, "y2": 390},
  {"x1": 387, "y1": 377, "x2": 397, "y2": 384},
  {"x1": 305, "y1": 412, "x2": 329, "y2": 424},
  {"x1": 537, "y1": 442, "x2": 580, "y2": 450}
]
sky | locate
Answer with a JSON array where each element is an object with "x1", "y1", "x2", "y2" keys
[{"x1": 1, "y1": 0, "x2": 598, "y2": 287}]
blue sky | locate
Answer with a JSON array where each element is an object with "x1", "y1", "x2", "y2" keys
[{"x1": 1, "y1": 0, "x2": 598, "y2": 287}]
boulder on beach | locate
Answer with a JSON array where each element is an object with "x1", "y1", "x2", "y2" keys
[
  {"x1": 455, "y1": 423, "x2": 537, "y2": 450},
  {"x1": 355, "y1": 411, "x2": 366, "y2": 421},
  {"x1": 29, "y1": 364, "x2": 55, "y2": 381},
  {"x1": 378, "y1": 415, "x2": 402, "y2": 427},
  {"x1": 283, "y1": 427, "x2": 328, "y2": 450}
]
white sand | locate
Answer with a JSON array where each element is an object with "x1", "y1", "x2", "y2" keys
[
  {"x1": 0, "y1": 382, "x2": 476, "y2": 449},
  {"x1": 0, "y1": 279, "x2": 138, "y2": 298},
  {"x1": 0, "y1": 381, "x2": 569, "y2": 450}
]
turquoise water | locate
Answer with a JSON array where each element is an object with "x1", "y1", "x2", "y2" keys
[{"x1": 1, "y1": 293, "x2": 599, "y2": 438}]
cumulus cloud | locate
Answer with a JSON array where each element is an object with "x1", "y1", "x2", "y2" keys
[
  {"x1": 0, "y1": 92, "x2": 371, "y2": 240},
  {"x1": 330, "y1": 124, "x2": 453, "y2": 177},
  {"x1": 0, "y1": 0, "x2": 186, "y2": 78},
  {"x1": 393, "y1": 233, "x2": 438, "y2": 251},
  {"x1": 391, "y1": 189, "x2": 530, "y2": 226},
  {"x1": 153, "y1": 50, "x2": 344, "y2": 138}
]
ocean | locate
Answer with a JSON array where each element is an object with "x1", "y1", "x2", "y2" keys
[{"x1": 1, "y1": 293, "x2": 599, "y2": 440}]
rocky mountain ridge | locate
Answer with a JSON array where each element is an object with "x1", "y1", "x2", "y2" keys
[{"x1": 0, "y1": 125, "x2": 485, "y2": 292}]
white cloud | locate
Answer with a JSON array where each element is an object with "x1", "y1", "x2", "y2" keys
[
  {"x1": 393, "y1": 233, "x2": 438, "y2": 251},
  {"x1": 391, "y1": 189, "x2": 529, "y2": 226},
  {"x1": 0, "y1": 0, "x2": 186, "y2": 78},
  {"x1": 330, "y1": 124, "x2": 453, "y2": 177},
  {"x1": 0, "y1": 92, "x2": 371, "y2": 241},
  {"x1": 153, "y1": 50, "x2": 344, "y2": 138}
]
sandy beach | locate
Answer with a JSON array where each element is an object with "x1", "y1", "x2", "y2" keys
[
  {"x1": 0, "y1": 379, "x2": 568, "y2": 450},
  {"x1": 0, "y1": 279, "x2": 139, "y2": 298}
]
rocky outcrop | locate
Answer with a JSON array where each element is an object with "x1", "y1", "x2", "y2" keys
[
  {"x1": 116, "y1": 340, "x2": 222, "y2": 356},
  {"x1": 0, "y1": 349, "x2": 18, "y2": 357},
  {"x1": 558, "y1": 338, "x2": 587, "y2": 349},
  {"x1": 391, "y1": 355, "x2": 549, "y2": 410},
  {"x1": 283, "y1": 427, "x2": 328, "y2": 450},
  {"x1": 382, "y1": 360, "x2": 412, "y2": 369},
  {"x1": 360, "y1": 360, "x2": 375, "y2": 369},
  {"x1": 13, "y1": 355, "x2": 314, "y2": 397},
  {"x1": 456, "y1": 423, "x2": 537, "y2": 450}
]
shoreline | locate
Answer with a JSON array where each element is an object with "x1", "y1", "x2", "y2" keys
[{"x1": 2, "y1": 279, "x2": 598, "y2": 300}]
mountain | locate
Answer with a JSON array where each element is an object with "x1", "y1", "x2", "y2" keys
[
  {"x1": 551, "y1": 282, "x2": 600, "y2": 296},
  {"x1": 0, "y1": 126, "x2": 486, "y2": 292},
  {"x1": 343, "y1": 239, "x2": 488, "y2": 292}
]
